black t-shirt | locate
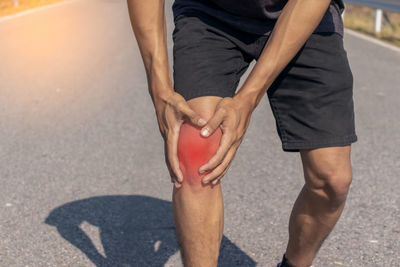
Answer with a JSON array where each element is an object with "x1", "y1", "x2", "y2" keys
[{"x1": 172, "y1": 0, "x2": 345, "y2": 37}]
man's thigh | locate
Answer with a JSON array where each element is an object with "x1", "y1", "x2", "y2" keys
[
  {"x1": 172, "y1": 12, "x2": 251, "y2": 101},
  {"x1": 263, "y1": 32, "x2": 358, "y2": 153}
]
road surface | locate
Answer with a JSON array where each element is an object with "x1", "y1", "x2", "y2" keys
[{"x1": 0, "y1": 0, "x2": 399, "y2": 266}]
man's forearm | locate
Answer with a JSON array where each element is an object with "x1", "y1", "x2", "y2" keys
[
  {"x1": 235, "y1": 0, "x2": 332, "y2": 109},
  {"x1": 127, "y1": 0, "x2": 173, "y2": 106}
]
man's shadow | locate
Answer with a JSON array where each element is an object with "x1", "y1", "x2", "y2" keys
[{"x1": 45, "y1": 195, "x2": 256, "y2": 266}]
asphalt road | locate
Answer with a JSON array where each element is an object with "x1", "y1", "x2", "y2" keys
[{"x1": 0, "y1": 0, "x2": 399, "y2": 266}]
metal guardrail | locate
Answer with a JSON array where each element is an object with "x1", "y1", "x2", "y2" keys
[
  {"x1": 344, "y1": 0, "x2": 400, "y2": 33},
  {"x1": 345, "y1": 0, "x2": 400, "y2": 13}
]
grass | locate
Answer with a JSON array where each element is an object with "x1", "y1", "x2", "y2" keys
[
  {"x1": 343, "y1": 3, "x2": 400, "y2": 47},
  {"x1": 0, "y1": 0, "x2": 65, "y2": 17}
]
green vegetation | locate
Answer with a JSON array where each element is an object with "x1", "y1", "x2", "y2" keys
[{"x1": 343, "y1": 3, "x2": 400, "y2": 47}]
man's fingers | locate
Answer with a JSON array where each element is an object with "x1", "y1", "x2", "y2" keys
[
  {"x1": 167, "y1": 129, "x2": 183, "y2": 183},
  {"x1": 164, "y1": 142, "x2": 182, "y2": 188},
  {"x1": 202, "y1": 145, "x2": 236, "y2": 184},
  {"x1": 178, "y1": 101, "x2": 207, "y2": 127},
  {"x1": 168, "y1": 161, "x2": 181, "y2": 188},
  {"x1": 211, "y1": 146, "x2": 239, "y2": 184},
  {"x1": 198, "y1": 132, "x2": 233, "y2": 173},
  {"x1": 211, "y1": 168, "x2": 229, "y2": 185},
  {"x1": 200, "y1": 107, "x2": 226, "y2": 137}
]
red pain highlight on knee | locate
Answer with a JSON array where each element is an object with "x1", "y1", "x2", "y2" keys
[{"x1": 177, "y1": 122, "x2": 222, "y2": 186}]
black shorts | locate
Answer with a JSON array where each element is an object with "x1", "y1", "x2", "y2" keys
[{"x1": 172, "y1": 11, "x2": 358, "y2": 152}]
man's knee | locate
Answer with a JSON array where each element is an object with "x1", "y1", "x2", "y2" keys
[
  {"x1": 306, "y1": 165, "x2": 353, "y2": 208},
  {"x1": 177, "y1": 121, "x2": 222, "y2": 190},
  {"x1": 302, "y1": 147, "x2": 353, "y2": 207}
]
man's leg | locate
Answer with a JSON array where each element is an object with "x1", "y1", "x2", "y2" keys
[
  {"x1": 284, "y1": 145, "x2": 353, "y2": 267},
  {"x1": 172, "y1": 96, "x2": 224, "y2": 267}
]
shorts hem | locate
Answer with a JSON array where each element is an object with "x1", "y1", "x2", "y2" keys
[
  {"x1": 177, "y1": 90, "x2": 234, "y2": 102},
  {"x1": 281, "y1": 134, "x2": 358, "y2": 152}
]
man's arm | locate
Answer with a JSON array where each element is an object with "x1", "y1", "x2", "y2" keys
[
  {"x1": 127, "y1": 0, "x2": 206, "y2": 187},
  {"x1": 234, "y1": 0, "x2": 332, "y2": 108},
  {"x1": 199, "y1": 0, "x2": 334, "y2": 183},
  {"x1": 127, "y1": 0, "x2": 172, "y2": 105}
]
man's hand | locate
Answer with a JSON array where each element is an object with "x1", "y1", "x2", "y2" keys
[
  {"x1": 198, "y1": 96, "x2": 255, "y2": 185},
  {"x1": 154, "y1": 92, "x2": 207, "y2": 188}
]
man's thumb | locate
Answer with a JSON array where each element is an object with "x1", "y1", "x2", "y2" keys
[
  {"x1": 180, "y1": 103, "x2": 207, "y2": 127},
  {"x1": 200, "y1": 110, "x2": 224, "y2": 137}
]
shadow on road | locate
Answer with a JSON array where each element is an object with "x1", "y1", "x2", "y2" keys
[{"x1": 45, "y1": 195, "x2": 256, "y2": 266}]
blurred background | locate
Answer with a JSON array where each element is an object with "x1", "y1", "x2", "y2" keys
[
  {"x1": 1, "y1": 0, "x2": 400, "y2": 46},
  {"x1": 0, "y1": 0, "x2": 64, "y2": 16},
  {"x1": 0, "y1": 0, "x2": 399, "y2": 266},
  {"x1": 343, "y1": 0, "x2": 400, "y2": 47}
]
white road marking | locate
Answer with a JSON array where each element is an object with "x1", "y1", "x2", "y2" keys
[
  {"x1": 344, "y1": 28, "x2": 400, "y2": 53},
  {"x1": 154, "y1": 240, "x2": 161, "y2": 252}
]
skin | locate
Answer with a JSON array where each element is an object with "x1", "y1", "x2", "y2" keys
[
  {"x1": 173, "y1": 96, "x2": 224, "y2": 266},
  {"x1": 127, "y1": 0, "x2": 353, "y2": 266},
  {"x1": 177, "y1": 117, "x2": 222, "y2": 191},
  {"x1": 286, "y1": 145, "x2": 353, "y2": 266}
]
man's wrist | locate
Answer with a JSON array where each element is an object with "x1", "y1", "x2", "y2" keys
[
  {"x1": 234, "y1": 56, "x2": 278, "y2": 110},
  {"x1": 146, "y1": 60, "x2": 175, "y2": 106},
  {"x1": 151, "y1": 86, "x2": 174, "y2": 111},
  {"x1": 234, "y1": 84, "x2": 269, "y2": 112}
]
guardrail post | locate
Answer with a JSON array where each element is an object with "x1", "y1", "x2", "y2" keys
[
  {"x1": 374, "y1": 8, "x2": 382, "y2": 33},
  {"x1": 13, "y1": 0, "x2": 18, "y2": 6}
]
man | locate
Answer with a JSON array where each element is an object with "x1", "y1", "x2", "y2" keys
[{"x1": 127, "y1": 0, "x2": 357, "y2": 266}]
